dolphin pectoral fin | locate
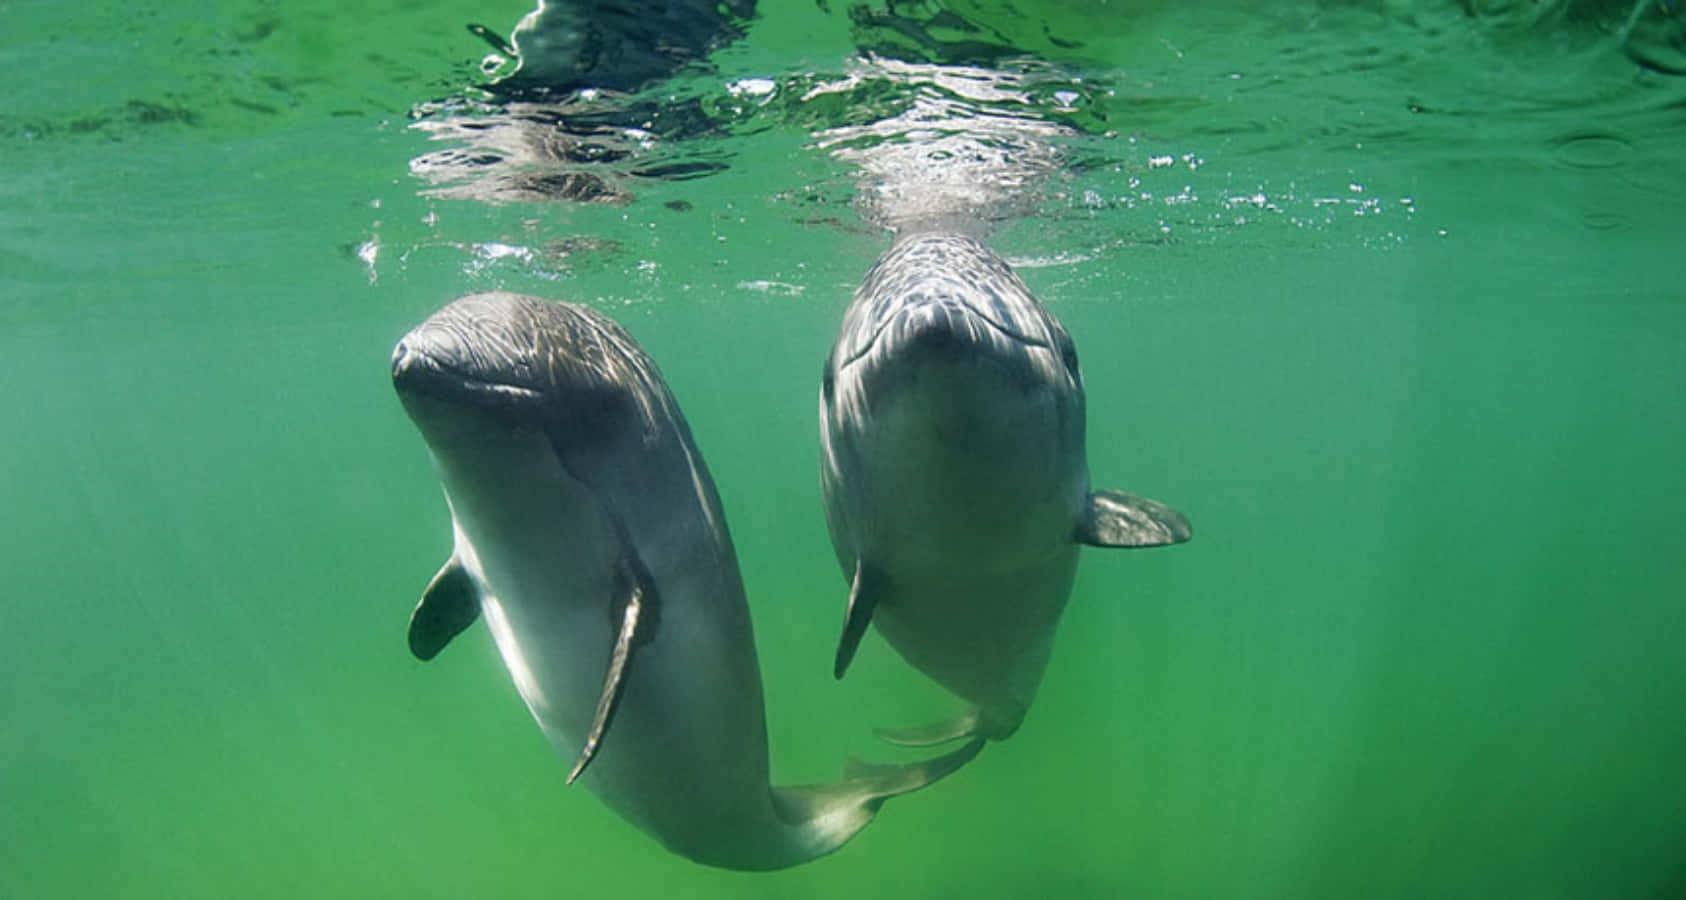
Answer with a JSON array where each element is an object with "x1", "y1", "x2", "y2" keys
[
  {"x1": 1078, "y1": 488, "x2": 1193, "y2": 547},
  {"x1": 833, "y1": 561, "x2": 883, "y2": 679},
  {"x1": 874, "y1": 707, "x2": 986, "y2": 747},
  {"x1": 566, "y1": 556, "x2": 655, "y2": 785},
  {"x1": 408, "y1": 558, "x2": 482, "y2": 661}
]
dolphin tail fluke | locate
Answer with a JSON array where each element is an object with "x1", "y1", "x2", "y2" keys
[
  {"x1": 1077, "y1": 489, "x2": 1193, "y2": 548},
  {"x1": 873, "y1": 707, "x2": 987, "y2": 747},
  {"x1": 766, "y1": 737, "x2": 984, "y2": 867},
  {"x1": 840, "y1": 737, "x2": 986, "y2": 787}
]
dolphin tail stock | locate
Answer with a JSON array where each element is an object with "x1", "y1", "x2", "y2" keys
[
  {"x1": 764, "y1": 737, "x2": 985, "y2": 867},
  {"x1": 1077, "y1": 488, "x2": 1193, "y2": 548}
]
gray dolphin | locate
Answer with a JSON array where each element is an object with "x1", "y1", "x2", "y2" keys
[
  {"x1": 393, "y1": 292, "x2": 981, "y2": 871},
  {"x1": 820, "y1": 233, "x2": 1192, "y2": 744}
]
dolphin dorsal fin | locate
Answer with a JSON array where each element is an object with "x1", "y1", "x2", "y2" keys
[
  {"x1": 567, "y1": 553, "x2": 657, "y2": 785},
  {"x1": 833, "y1": 561, "x2": 884, "y2": 679},
  {"x1": 1077, "y1": 489, "x2": 1194, "y2": 548},
  {"x1": 408, "y1": 558, "x2": 482, "y2": 661}
]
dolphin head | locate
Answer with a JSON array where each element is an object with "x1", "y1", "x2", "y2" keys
[
  {"x1": 392, "y1": 294, "x2": 548, "y2": 417},
  {"x1": 824, "y1": 232, "x2": 1083, "y2": 417},
  {"x1": 391, "y1": 291, "x2": 686, "y2": 562},
  {"x1": 819, "y1": 231, "x2": 1092, "y2": 570},
  {"x1": 392, "y1": 292, "x2": 669, "y2": 443}
]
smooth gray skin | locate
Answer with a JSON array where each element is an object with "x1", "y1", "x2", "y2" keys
[
  {"x1": 820, "y1": 233, "x2": 1192, "y2": 744},
  {"x1": 393, "y1": 292, "x2": 979, "y2": 871}
]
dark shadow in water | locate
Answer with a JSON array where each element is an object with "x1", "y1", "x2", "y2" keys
[
  {"x1": 1460, "y1": 0, "x2": 1686, "y2": 74},
  {"x1": 844, "y1": 1, "x2": 1038, "y2": 64},
  {"x1": 1654, "y1": 860, "x2": 1686, "y2": 900}
]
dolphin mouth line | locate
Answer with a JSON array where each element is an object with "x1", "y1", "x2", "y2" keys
[
  {"x1": 839, "y1": 303, "x2": 1051, "y2": 371},
  {"x1": 393, "y1": 347, "x2": 545, "y2": 405}
]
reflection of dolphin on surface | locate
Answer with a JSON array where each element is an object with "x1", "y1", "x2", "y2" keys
[
  {"x1": 393, "y1": 292, "x2": 981, "y2": 871},
  {"x1": 469, "y1": 0, "x2": 756, "y2": 97},
  {"x1": 410, "y1": 0, "x2": 751, "y2": 205},
  {"x1": 820, "y1": 232, "x2": 1192, "y2": 745}
]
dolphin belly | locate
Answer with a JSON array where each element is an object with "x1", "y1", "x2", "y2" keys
[
  {"x1": 872, "y1": 559, "x2": 1077, "y2": 738},
  {"x1": 832, "y1": 348, "x2": 1084, "y2": 569}
]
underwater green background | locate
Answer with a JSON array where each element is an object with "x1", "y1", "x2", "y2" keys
[{"x1": 3, "y1": 1, "x2": 1684, "y2": 897}]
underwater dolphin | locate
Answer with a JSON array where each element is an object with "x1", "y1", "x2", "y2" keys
[
  {"x1": 393, "y1": 292, "x2": 980, "y2": 871},
  {"x1": 820, "y1": 233, "x2": 1192, "y2": 744}
]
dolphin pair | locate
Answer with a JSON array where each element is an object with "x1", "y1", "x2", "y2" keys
[
  {"x1": 391, "y1": 234, "x2": 1189, "y2": 865},
  {"x1": 821, "y1": 231, "x2": 1192, "y2": 744},
  {"x1": 392, "y1": 292, "x2": 980, "y2": 872}
]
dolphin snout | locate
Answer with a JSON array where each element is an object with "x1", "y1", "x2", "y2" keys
[
  {"x1": 391, "y1": 340, "x2": 414, "y2": 379},
  {"x1": 390, "y1": 337, "x2": 464, "y2": 399},
  {"x1": 391, "y1": 334, "x2": 545, "y2": 413},
  {"x1": 907, "y1": 309, "x2": 966, "y2": 353},
  {"x1": 890, "y1": 302, "x2": 992, "y2": 358},
  {"x1": 391, "y1": 339, "x2": 441, "y2": 389}
]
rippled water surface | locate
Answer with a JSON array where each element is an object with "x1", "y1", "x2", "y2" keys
[{"x1": 4, "y1": 1, "x2": 1685, "y2": 897}]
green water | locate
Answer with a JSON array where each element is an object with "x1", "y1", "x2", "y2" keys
[{"x1": 4, "y1": 1, "x2": 1684, "y2": 897}]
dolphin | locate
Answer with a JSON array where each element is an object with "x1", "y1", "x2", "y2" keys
[
  {"x1": 820, "y1": 232, "x2": 1192, "y2": 745},
  {"x1": 393, "y1": 292, "x2": 981, "y2": 871}
]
